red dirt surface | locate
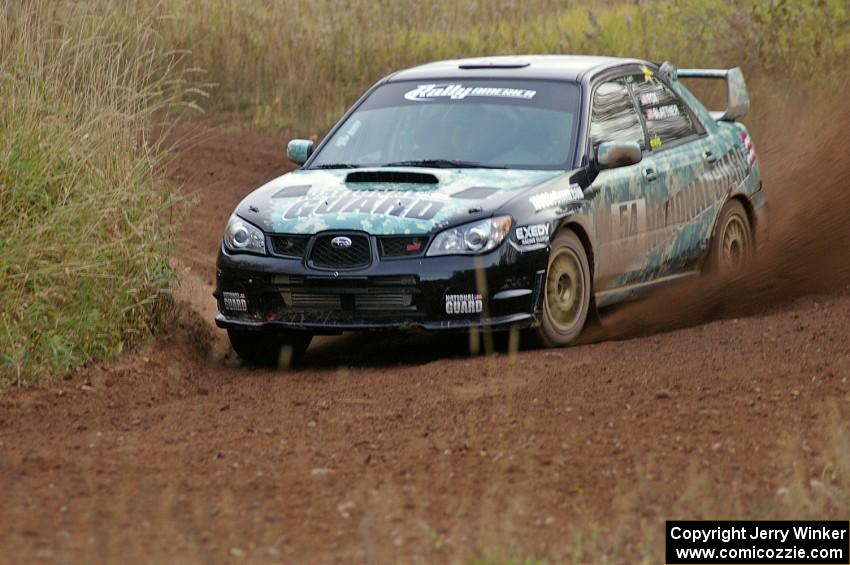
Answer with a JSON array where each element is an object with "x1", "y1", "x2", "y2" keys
[{"x1": 2, "y1": 108, "x2": 849, "y2": 563}]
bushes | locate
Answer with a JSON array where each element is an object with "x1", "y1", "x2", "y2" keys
[{"x1": 0, "y1": 1, "x2": 193, "y2": 384}]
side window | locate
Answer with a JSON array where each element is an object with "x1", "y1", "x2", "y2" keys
[
  {"x1": 629, "y1": 74, "x2": 698, "y2": 149},
  {"x1": 589, "y1": 79, "x2": 645, "y2": 153}
]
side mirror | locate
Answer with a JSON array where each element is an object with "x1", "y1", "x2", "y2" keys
[
  {"x1": 597, "y1": 140, "x2": 642, "y2": 169},
  {"x1": 286, "y1": 139, "x2": 314, "y2": 165}
]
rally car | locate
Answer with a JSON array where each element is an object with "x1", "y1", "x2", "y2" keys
[{"x1": 215, "y1": 55, "x2": 767, "y2": 365}]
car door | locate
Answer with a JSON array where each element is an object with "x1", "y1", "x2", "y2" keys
[
  {"x1": 628, "y1": 72, "x2": 712, "y2": 276},
  {"x1": 589, "y1": 77, "x2": 667, "y2": 291}
]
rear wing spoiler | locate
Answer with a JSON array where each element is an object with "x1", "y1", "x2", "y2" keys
[{"x1": 661, "y1": 63, "x2": 750, "y2": 122}]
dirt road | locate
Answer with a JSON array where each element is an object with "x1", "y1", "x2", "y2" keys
[{"x1": 2, "y1": 109, "x2": 849, "y2": 563}]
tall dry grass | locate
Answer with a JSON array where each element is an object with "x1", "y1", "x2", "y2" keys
[
  {"x1": 113, "y1": 0, "x2": 850, "y2": 133},
  {"x1": 0, "y1": 1, "x2": 198, "y2": 384}
]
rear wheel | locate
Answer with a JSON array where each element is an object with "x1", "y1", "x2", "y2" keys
[
  {"x1": 709, "y1": 199, "x2": 753, "y2": 276},
  {"x1": 227, "y1": 328, "x2": 312, "y2": 368},
  {"x1": 537, "y1": 230, "x2": 592, "y2": 347}
]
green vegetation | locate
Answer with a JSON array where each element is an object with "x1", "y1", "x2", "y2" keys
[
  {"x1": 138, "y1": 0, "x2": 849, "y2": 132},
  {"x1": 0, "y1": 2, "x2": 195, "y2": 385}
]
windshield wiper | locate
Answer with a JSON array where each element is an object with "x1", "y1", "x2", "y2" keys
[
  {"x1": 312, "y1": 163, "x2": 362, "y2": 169},
  {"x1": 381, "y1": 159, "x2": 506, "y2": 169}
]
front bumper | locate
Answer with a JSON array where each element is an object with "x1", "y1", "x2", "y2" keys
[{"x1": 214, "y1": 240, "x2": 548, "y2": 333}]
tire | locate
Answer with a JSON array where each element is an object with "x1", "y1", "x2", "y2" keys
[
  {"x1": 709, "y1": 199, "x2": 753, "y2": 277},
  {"x1": 537, "y1": 229, "x2": 592, "y2": 347},
  {"x1": 227, "y1": 328, "x2": 312, "y2": 368}
]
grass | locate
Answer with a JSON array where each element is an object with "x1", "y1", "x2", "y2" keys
[
  {"x1": 0, "y1": 1, "x2": 198, "y2": 385},
  {"x1": 126, "y1": 0, "x2": 849, "y2": 134},
  {"x1": 468, "y1": 414, "x2": 850, "y2": 564}
]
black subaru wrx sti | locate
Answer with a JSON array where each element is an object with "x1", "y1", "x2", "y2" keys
[{"x1": 215, "y1": 55, "x2": 767, "y2": 365}]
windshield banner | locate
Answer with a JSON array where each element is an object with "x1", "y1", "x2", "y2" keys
[{"x1": 404, "y1": 84, "x2": 537, "y2": 102}]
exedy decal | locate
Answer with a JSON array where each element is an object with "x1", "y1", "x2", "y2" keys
[
  {"x1": 278, "y1": 191, "x2": 445, "y2": 221},
  {"x1": 445, "y1": 293, "x2": 483, "y2": 315},
  {"x1": 515, "y1": 223, "x2": 550, "y2": 247},
  {"x1": 404, "y1": 84, "x2": 537, "y2": 102}
]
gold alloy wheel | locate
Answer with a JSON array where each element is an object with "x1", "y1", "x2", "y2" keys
[
  {"x1": 545, "y1": 247, "x2": 585, "y2": 333},
  {"x1": 720, "y1": 213, "x2": 751, "y2": 274}
]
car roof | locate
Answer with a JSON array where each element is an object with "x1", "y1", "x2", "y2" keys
[{"x1": 386, "y1": 55, "x2": 647, "y2": 83}]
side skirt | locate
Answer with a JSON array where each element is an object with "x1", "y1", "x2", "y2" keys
[{"x1": 594, "y1": 271, "x2": 700, "y2": 309}]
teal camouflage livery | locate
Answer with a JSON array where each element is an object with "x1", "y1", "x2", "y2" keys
[{"x1": 217, "y1": 55, "x2": 767, "y2": 355}]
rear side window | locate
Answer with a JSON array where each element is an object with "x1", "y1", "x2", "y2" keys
[
  {"x1": 629, "y1": 74, "x2": 699, "y2": 149},
  {"x1": 589, "y1": 79, "x2": 645, "y2": 153}
]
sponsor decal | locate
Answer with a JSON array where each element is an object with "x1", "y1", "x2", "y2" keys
[
  {"x1": 639, "y1": 92, "x2": 660, "y2": 107},
  {"x1": 515, "y1": 223, "x2": 550, "y2": 247},
  {"x1": 528, "y1": 184, "x2": 583, "y2": 211},
  {"x1": 280, "y1": 191, "x2": 445, "y2": 221},
  {"x1": 404, "y1": 83, "x2": 537, "y2": 102},
  {"x1": 222, "y1": 292, "x2": 247, "y2": 312},
  {"x1": 445, "y1": 293, "x2": 483, "y2": 315},
  {"x1": 644, "y1": 104, "x2": 680, "y2": 121}
]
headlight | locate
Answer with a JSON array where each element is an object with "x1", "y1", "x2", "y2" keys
[
  {"x1": 426, "y1": 216, "x2": 512, "y2": 256},
  {"x1": 223, "y1": 214, "x2": 266, "y2": 255}
]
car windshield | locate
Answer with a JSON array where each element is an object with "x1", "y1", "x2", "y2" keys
[{"x1": 309, "y1": 79, "x2": 581, "y2": 170}]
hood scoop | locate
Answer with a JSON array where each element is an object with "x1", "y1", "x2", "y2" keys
[{"x1": 345, "y1": 170, "x2": 439, "y2": 185}]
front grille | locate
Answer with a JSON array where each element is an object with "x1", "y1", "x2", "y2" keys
[
  {"x1": 269, "y1": 235, "x2": 310, "y2": 258},
  {"x1": 280, "y1": 290, "x2": 414, "y2": 311},
  {"x1": 355, "y1": 292, "x2": 414, "y2": 310},
  {"x1": 286, "y1": 291, "x2": 341, "y2": 309},
  {"x1": 273, "y1": 276, "x2": 421, "y2": 315},
  {"x1": 309, "y1": 234, "x2": 371, "y2": 270},
  {"x1": 379, "y1": 236, "x2": 428, "y2": 258}
]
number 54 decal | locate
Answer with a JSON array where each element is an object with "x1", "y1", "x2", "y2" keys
[{"x1": 611, "y1": 198, "x2": 646, "y2": 241}]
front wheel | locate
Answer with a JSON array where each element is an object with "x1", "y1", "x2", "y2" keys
[
  {"x1": 537, "y1": 230, "x2": 592, "y2": 347},
  {"x1": 227, "y1": 328, "x2": 312, "y2": 368}
]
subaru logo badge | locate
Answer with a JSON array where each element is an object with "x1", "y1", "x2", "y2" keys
[{"x1": 331, "y1": 236, "x2": 352, "y2": 249}]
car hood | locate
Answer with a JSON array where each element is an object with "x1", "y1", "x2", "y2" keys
[{"x1": 235, "y1": 167, "x2": 565, "y2": 235}]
